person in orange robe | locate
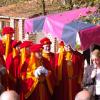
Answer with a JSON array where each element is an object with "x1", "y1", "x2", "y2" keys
[
  {"x1": 21, "y1": 44, "x2": 56, "y2": 100},
  {"x1": 5, "y1": 40, "x2": 21, "y2": 91},
  {"x1": 54, "y1": 41, "x2": 66, "y2": 100},
  {"x1": 55, "y1": 43, "x2": 84, "y2": 100}
]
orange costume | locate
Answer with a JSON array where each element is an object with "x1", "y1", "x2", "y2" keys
[
  {"x1": 21, "y1": 44, "x2": 55, "y2": 100},
  {"x1": 55, "y1": 43, "x2": 84, "y2": 100}
]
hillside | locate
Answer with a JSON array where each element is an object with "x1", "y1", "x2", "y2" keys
[{"x1": 0, "y1": 0, "x2": 99, "y2": 18}]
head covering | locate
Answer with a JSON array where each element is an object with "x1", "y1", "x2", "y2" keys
[
  {"x1": 92, "y1": 44, "x2": 100, "y2": 51},
  {"x1": 30, "y1": 44, "x2": 43, "y2": 52},
  {"x1": 20, "y1": 41, "x2": 32, "y2": 49},
  {"x1": 12, "y1": 40, "x2": 22, "y2": 48},
  {"x1": 40, "y1": 37, "x2": 51, "y2": 45},
  {"x1": 59, "y1": 41, "x2": 64, "y2": 46},
  {"x1": 2, "y1": 26, "x2": 15, "y2": 35},
  {"x1": 91, "y1": 49, "x2": 100, "y2": 58}
]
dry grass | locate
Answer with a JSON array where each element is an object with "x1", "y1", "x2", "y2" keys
[
  {"x1": 0, "y1": 0, "x2": 99, "y2": 18},
  {"x1": 0, "y1": 0, "x2": 62, "y2": 18}
]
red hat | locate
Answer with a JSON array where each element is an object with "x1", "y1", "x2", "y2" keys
[
  {"x1": 30, "y1": 44, "x2": 43, "y2": 52},
  {"x1": 2, "y1": 26, "x2": 15, "y2": 35},
  {"x1": 12, "y1": 40, "x2": 22, "y2": 48},
  {"x1": 59, "y1": 41, "x2": 64, "y2": 46},
  {"x1": 40, "y1": 37, "x2": 51, "y2": 45},
  {"x1": 20, "y1": 41, "x2": 33, "y2": 49}
]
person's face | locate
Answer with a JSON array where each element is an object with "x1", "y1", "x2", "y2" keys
[
  {"x1": 2, "y1": 35, "x2": 7, "y2": 44},
  {"x1": 91, "y1": 55, "x2": 100, "y2": 67},
  {"x1": 65, "y1": 45, "x2": 72, "y2": 52},
  {"x1": 2, "y1": 34, "x2": 12, "y2": 44},
  {"x1": 43, "y1": 44, "x2": 51, "y2": 53},
  {"x1": 35, "y1": 52, "x2": 42, "y2": 59}
]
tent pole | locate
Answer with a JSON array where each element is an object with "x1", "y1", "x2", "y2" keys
[{"x1": 54, "y1": 37, "x2": 57, "y2": 53}]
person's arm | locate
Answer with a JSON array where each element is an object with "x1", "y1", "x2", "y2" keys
[
  {"x1": 83, "y1": 67, "x2": 89, "y2": 87},
  {"x1": 83, "y1": 66, "x2": 94, "y2": 87},
  {"x1": 91, "y1": 68, "x2": 97, "y2": 79}
]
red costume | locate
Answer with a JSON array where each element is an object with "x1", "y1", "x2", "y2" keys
[
  {"x1": 1, "y1": 27, "x2": 15, "y2": 91},
  {"x1": 40, "y1": 37, "x2": 56, "y2": 73},
  {"x1": 0, "y1": 40, "x2": 5, "y2": 56},
  {"x1": 19, "y1": 41, "x2": 33, "y2": 100},
  {"x1": 20, "y1": 44, "x2": 56, "y2": 100},
  {"x1": 0, "y1": 43, "x2": 6, "y2": 90},
  {"x1": 6, "y1": 40, "x2": 21, "y2": 91},
  {"x1": 2, "y1": 26, "x2": 15, "y2": 60},
  {"x1": 55, "y1": 44, "x2": 84, "y2": 100}
]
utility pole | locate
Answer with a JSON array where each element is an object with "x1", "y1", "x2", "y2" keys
[{"x1": 41, "y1": 0, "x2": 46, "y2": 15}]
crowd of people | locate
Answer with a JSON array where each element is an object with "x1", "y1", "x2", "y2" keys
[{"x1": 0, "y1": 26, "x2": 100, "y2": 100}]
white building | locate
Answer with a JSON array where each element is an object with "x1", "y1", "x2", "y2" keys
[{"x1": 0, "y1": 16, "x2": 25, "y2": 41}]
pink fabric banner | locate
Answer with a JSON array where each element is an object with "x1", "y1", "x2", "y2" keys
[
  {"x1": 24, "y1": 18, "x2": 34, "y2": 33},
  {"x1": 24, "y1": 7, "x2": 96, "y2": 34},
  {"x1": 79, "y1": 26, "x2": 100, "y2": 50},
  {"x1": 43, "y1": 7, "x2": 96, "y2": 38}
]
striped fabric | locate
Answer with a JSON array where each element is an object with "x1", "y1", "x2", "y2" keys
[{"x1": 24, "y1": 7, "x2": 97, "y2": 49}]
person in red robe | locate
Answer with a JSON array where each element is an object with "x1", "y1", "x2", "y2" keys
[
  {"x1": 19, "y1": 41, "x2": 33, "y2": 70},
  {"x1": 1, "y1": 27, "x2": 14, "y2": 88},
  {"x1": 0, "y1": 44, "x2": 6, "y2": 94},
  {"x1": 55, "y1": 43, "x2": 84, "y2": 100},
  {"x1": 0, "y1": 40, "x2": 5, "y2": 58},
  {"x1": 19, "y1": 41, "x2": 33, "y2": 100},
  {"x1": 5, "y1": 40, "x2": 21, "y2": 91},
  {"x1": 54, "y1": 41, "x2": 66, "y2": 100},
  {"x1": 65, "y1": 45, "x2": 84, "y2": 100},
  {"x1": 40, "y1": 37, "x2": 55, "y2": 70},
  {"x1": 40, "y1": 37, "x2": 57, "y2": 99},
  {"x1": 40, "y1": 37, "x2": 56, "y2": 81},
  {"x1": 1, "y1": 27, "x2": 14, "y2": 89},
  {"x1": 21, "y1": 44, "x2": 56, "y2": 100},
  {"x1": 2, "y1": 26, "x2": 15, "y2": 60}
]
